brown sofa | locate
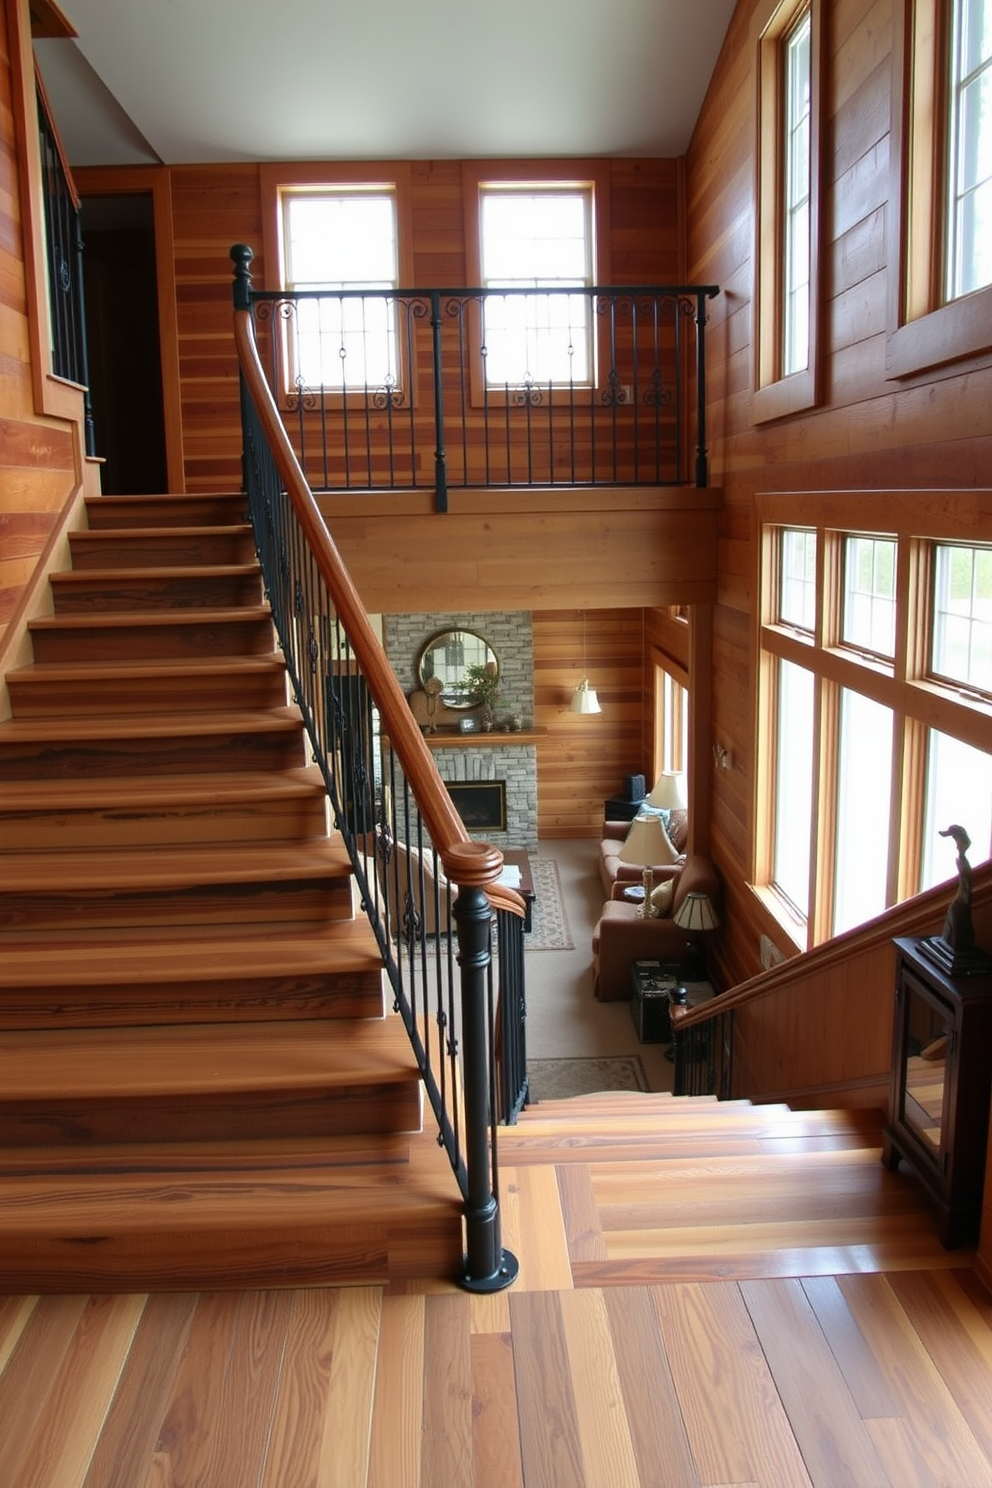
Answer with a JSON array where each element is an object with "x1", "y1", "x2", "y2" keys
[
  {"x1": 598, "y1": 808, "x2": 688, "y2": 897},
  {"x1": 591, "y1": 850, "x2": 720, "y2": 1001}
]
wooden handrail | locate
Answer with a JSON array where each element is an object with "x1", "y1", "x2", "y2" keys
[
  {"x1": 679, "y1": 861, "x2": 992, "y2": 1028},
  {"x1": 232, "y1": 301, "x2": 524, "y2": 920}
]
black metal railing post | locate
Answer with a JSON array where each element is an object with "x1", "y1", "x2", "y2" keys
[
  {"x1": 430, "y1": 290, "x2": 448, "y2": 512},
  {"x1": 694, "y1": 288, "x2": 715, "y2": 488},
  {"x1": 449, "y1": 843, "x2": 519, "y2": 1292}
]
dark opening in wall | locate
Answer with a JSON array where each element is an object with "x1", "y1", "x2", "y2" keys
[{"x1": 445, "y1": 781, "x2": 507, "y2": 833}]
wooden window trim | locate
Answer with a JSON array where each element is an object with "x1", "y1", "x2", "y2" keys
[
  {"x1": 260, "y1": 164, "x2": 416, "y2": 410},
  {"x1": 886, "y1": 0, "x2": 992, "y2": 379},
  {"x1": 750, "y1": 0, "x2": 823, "y2": 424},
  {"x1": 460, "y1": 161, "x2": 612, "y2": 409}
]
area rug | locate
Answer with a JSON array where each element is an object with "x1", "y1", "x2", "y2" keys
[
  {"x1": 526, "y1": 1055, "x2": 649, "y2": 1101},
  {"x1": 526, "y1": 858, "x2": 574, "y2": 951}
]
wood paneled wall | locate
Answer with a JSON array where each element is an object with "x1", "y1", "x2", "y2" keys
[
  {"x1": 686, "y1": 0, "x2": 992, "y2": 986},
  {"x1": 0, "y1": 0, "x2": 85, "y2": 658}
]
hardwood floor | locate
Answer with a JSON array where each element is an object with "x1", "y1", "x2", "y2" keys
[{"x1": 3, "y1": 1090, "x2": 992, "y2": 1487}]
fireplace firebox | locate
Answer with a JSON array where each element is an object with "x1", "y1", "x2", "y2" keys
[{"x1": 444, "y1": 780, "x2": 507, "y2": 833}]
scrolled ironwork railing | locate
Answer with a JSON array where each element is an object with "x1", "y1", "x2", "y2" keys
[
  {"x1": 672, "y1": 1003, "x2": 734, "y2": 1099},
  {"x1": 232, "y1": 246, "x2": 527, "y2": 1292},
  {"x1": 35, "y1": 69, "x2": 95, "y2": 457},
  {"x1": 236, "y1": 244, "x2": 718, "y2": 508}
]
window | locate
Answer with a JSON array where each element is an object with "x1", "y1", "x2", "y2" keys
[
  {"x1": 772, "y1": 658, "x2": 815, "y2": 918},
  {"x1": 655, "y1": 664, "x2": 689, "y2": 774},
  {"x1": 945, "y1": 0, "x2": 992, "y2": 302},
  {"x1": 931, "y1": 543, "x2": 992, "y2": 695},
  {"x1": 782, "y1": 10, "x2": 812, "y2": 378},
  {"x1": 842, "y1": 536, "x2": 896, "y2": 660},
  {"x1": 280, "y1": 187, "x2": 398, "y2": 392},
  {"x1": 756, "y1": 503, "x2": 992, "y2": 951},
  {"x1": 462, "y1": 163, "x2": 610, "y2": 402},
  {"x1": 779, "y1": 528, "x2": 817, "y2": 631},
  {"x1": 477, "y1": 185, "x2": 594, "y2": 389},
  {"x1": 832, "y1": 690, "x2": 893, "y2": 935},
  {"x1": 752, "y1": 0, "x2": 822, "y2": 421},
  {"x1": 259, "y1": 164, "x2": 415, "y2": 399},
  {"x1": 888, "y1": 0, "x2": 992, "y2": 376}
]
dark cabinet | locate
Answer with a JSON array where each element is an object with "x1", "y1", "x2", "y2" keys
[{"x1": 883, "y1": 937, "x2": 992, "y2": 1247}]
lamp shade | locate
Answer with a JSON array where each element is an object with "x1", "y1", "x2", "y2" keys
[
  {"x1": 570, "y1": 678, "x2": 601, "y2": 714},
  {"x1": 645, "y1": 770, "x2": 687, "y2": 810},
  {"x1": 618, "y1": 811, "x2": 680, "y2": 867},
  {"x1": 673, "y1": 890, "x2": 719, "y2": 932}
]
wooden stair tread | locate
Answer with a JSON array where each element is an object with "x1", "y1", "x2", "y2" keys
[
  {"x1": 72, "y1": 523, "x2": 254, "y2": 540},
  {"x1": 0, "y1": 706, "x2": 304, "y2": 741},
  {"x1": 0, "y1": 766, "x2": 326, "y2": 812},
  {"x1": 0, "y1": 1016, "x2": 418, "y2": 1099},
  {"x1": 8, "y1": 654, "x2": 285, "y2": 681},
  {"x1": 52, "y1": 564, "x2": 262, "y2": 583},
  {"x1": 0, "y1": 918, "x2": 382, "y2": 986},
  {"x1": 0, "y1": 837, "x2": 351, "y2": 891},
  {"x1": 29, "y1": 605, "x2": 272, "y2": 630}
]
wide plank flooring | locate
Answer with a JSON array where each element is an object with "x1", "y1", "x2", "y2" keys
[{"x1": 3, "y1": 1093, "x2": 992, "y2": 1488}]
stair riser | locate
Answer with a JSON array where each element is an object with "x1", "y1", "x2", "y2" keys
[
  {"x1": 0, "y1": 727, "x2": 307, "y2": 780},
  {"x1": 0, "y1": 877, "x2": 354, "y2": 931},
  {"x1": 0, "y1": 1219, "x2": 463, "y2": 1293},
  {"x1": 1, "y1": 1080, "x2": 422, "y2": 1148},
  {"x1": 7, "y1": 669, "x2": 288, "y2": 717},
  {"x1": 0, "y1": 795, "x2": 328, "y2": 850},
  {"x1": 70, "y1": 532, "x2": 257, "y2": 568},
  {"x1": 0, "y1": 975, "x2": 385, "y2": 1030},
  {"x1": 29, "y1": 616, "x2": 275, "y2": 663},
  {"x1": 51, "y1": 574, "x2": 265, "y2": 614},
  {"x1": 84, "y1": 496, "x2": 248, "y2": 530}
]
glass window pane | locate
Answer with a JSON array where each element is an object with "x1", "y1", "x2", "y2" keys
[
  {"x1": 832, "y1": 690, "x2": 893, "y2": 935},
  {"x1": 946, "y1": 0, "x2": 992, "y2": 300},
  {"x1": 779, "y1": 528, "x2": 817, "y2": 630},
  {"x1": 773, "y1": 659, "x2": 815, "y2": 917},
  {"x1": 782, "y1": 8, "x2": 812, "y2": 375},
  {"x1": 921, "y1": 730, "x2": 992, "y2": 888},
  {"x1": 842, "y1": 535, "x2": 896, "y2": 657},
  {"x1": 931, "y1": 543, "x2": 992, "y2": 692},
  {"x1": 480, "y1": 188, "x2": 594, "y2": 387}
]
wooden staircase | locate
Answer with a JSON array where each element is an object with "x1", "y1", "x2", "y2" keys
[{"x1": 0, "y1": 493, "x2": 464, "y2": 1292}]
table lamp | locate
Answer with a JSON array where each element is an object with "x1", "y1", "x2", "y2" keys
[
  {"x1": 645, "y1": 770, "x2": 687, "y2": 811},
  {"x1": 673, "y1": 890, "x2": 719, "y2": 970},
  {"x1": 618, "y1": 810, "x2": 680, "y2": 916}
]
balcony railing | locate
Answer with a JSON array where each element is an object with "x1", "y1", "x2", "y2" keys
[{"x1": 233, "y1": 245, "x2": 718, "y2": 509}]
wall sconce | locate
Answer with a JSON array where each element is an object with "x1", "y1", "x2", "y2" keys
[{"x1": 713, "y1": 741, "x2": 732, "y2": 771}]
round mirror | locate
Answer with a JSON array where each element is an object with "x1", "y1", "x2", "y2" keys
[{"x1": 417, "y1": 629, "x2": 498, "y2": 709}]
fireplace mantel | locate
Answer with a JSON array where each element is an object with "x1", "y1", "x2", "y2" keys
[{"x1": 422, "y1": 729, "x2": 545, "y2": 749}]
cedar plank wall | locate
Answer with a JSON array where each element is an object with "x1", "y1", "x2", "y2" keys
[
  {"x1": 72, "y1": 158, "x2": 685, "y2": 839},
  {"x1": 685, "y1": 0, "x2": 992, "y2": 986},
  {"x1": 0, "y1": 0, "x2": 79, "y2": 651}
]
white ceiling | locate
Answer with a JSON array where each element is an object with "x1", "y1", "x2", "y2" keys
[{"x1": 35, "y1": 0, "x2": 737, "y2": 168}]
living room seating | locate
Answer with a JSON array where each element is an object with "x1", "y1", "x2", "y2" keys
[
  {"x1": 591, "y1": 844, "x2": 720, "y2": 1001},
  {"x1": 598, "y1": 807, "x2": 689, "y2": 897}
]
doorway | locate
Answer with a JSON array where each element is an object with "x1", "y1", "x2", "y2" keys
[{"x1": 80, "y1": 193, "x2": 168, "y2": 494}]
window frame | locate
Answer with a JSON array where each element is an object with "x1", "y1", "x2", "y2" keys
[
  {"x1": 754, "y1": 495, "x2": 992, "y2": 953},
  {"x1": 260, "y1": 163, "x2": 416, "y2": 406},
  {"x1": 461, "y1": 161, "x2": 611, "y2": 409},
  {"x1": 887, "y1": 0, "x2": 992, "y2": 379},
  {"x1": 751, "y1": 0, "x2": 824, "y2": 424}
]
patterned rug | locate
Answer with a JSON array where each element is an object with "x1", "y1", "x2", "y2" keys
[
  {"x1": 526, "y1": 858, "x2": 574, "y2": 951},
  {"x1": 526, "y1": 1055, "x2": 649, "y2": 1101}
]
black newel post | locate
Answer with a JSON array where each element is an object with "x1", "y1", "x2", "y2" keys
[
  {"x1": 430, "y1": 290, "x2": 449, "y2": 513},
  {"x1": 447, "y1": 842, "x2": 519, "y2": 1292},
  {"x1": 231, "y1": 243, "x2": 254, "y2": 311}
]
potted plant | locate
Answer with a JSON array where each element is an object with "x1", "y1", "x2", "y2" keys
[{"x1": 463, "y1": 661, "x2": 501, "y2": 730}]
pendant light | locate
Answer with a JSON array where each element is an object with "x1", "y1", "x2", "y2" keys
[{"x1": 570, "y1": 611, "x2": 601, "y2": 714}]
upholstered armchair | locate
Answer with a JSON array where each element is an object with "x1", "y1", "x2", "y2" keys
[
  {"x1": 591, "y1": 852, "x2": 720, "y2": 1001},
  {"x1": 377, "y1": 836, "x2": 454, "y2": 939}
]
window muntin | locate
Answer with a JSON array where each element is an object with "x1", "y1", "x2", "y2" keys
[
  {"x1": 946, "y1": 0, "x2": 992, "y2": 301},
  {"x1": 782, "y1": 9, "x2": 812, "y2": 377},
  {"x1": 280, "y1": 188, "x2": 399, "y2": 392},
  {"x1": 772, "y1": 659, "x2": 815, "y2": 917},
  {"x1": 921, "y1": 728, "x2": 992, "y2": 888},
  {"x1": 778, "y1": 528, "x2": 817, "y2": 631},
  {"x1": 832, "y1": 690, "x2": 893, "y2": 935},
  {"x1": 931, "y1": 543, "x2": 992, "y2": 695},
  {"x1": 842, "y1": 535, "x2": 896, "y2": 659},
  {"x1": 478, "y1": 186, "x2": 594, "y2": 388}
]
